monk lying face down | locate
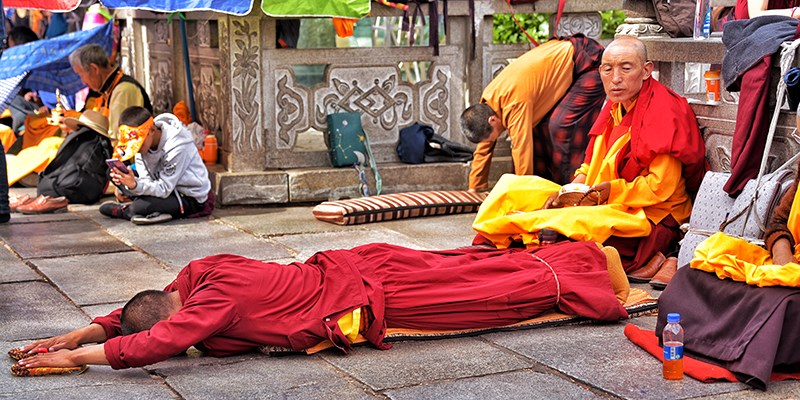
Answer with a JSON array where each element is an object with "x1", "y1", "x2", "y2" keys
[{"x1": 15, "y1": 241, "x2": 630, "y2": 371}]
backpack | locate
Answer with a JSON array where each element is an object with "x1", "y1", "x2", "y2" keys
[
  {"x1": 397, "y1": 123, "x2": 473, "y2": 164},
  {"x1": 651, "y1": 0, "x2": 695, "y2": 38},
  {"x1": 37, "y1": 127, "x2": 113, "y2": 204}
]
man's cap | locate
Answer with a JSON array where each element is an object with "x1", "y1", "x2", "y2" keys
[{"x1": 63, "y1": 110, "x2": 110, "y2": 138}]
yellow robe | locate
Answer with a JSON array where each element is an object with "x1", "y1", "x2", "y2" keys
[
  {"x1": 473, "y1": 103, "x2": 690, "y2": 248},
  {"x1": 691, "y1": 188, "x2": 800, "y2": 287}
]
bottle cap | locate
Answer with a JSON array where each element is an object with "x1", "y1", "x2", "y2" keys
[{"x1": 667, "y1": 313, "x2": 680, "y2": 323}]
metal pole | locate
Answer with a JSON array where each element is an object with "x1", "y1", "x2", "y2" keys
[{"x1": 179, "y1": 16, "x2": 197, "y2": 122}]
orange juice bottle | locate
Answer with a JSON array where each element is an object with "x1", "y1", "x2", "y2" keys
[{"x1": 663, "y1": 313, "x2": 684, "y2": 380}]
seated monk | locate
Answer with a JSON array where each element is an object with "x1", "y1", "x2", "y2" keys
[
  {"x1": 655, "y1": 150, "x2": 800, "y2": 390},
  {"x1": 471, "y1": 36, "x2": 707, "y2": 274},
  {"x1": 15, "y1": 241, "x2": 630, "y2": 370}
]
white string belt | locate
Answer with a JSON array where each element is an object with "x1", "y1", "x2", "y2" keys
[{"x1": 531, "y1": 253, "x2": 561, "y2": 308}]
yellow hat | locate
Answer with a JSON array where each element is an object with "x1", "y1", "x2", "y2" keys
[{"x1": 115, "y1": 117, "x2": 154, "y2": 161}]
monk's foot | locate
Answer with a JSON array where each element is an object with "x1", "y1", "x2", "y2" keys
[{"x1": 599, "y1": 245, "x2": 630, "y2": 305}]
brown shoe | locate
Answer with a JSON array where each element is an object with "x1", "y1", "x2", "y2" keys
[
  {"x1": 626, "y1": 252, "x2": 666, "y2": 283},
  {"x1": 16, "y1": 195, "x2": 69, "y2": 214},
  {"x1": 9, "y1": 194, "x2": 34, "y2": 212},
  {"x1": 650, "y1": 257, "x2": 678, "y2": 290}
]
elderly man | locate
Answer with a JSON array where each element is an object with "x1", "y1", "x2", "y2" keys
[
  {"x1": 15, "y1": 241, "x2": 629, "y2": 370},
  {"x1": 460, "y1": 34, "x2": 606, "y2": 191},
  {"x1": 472, "y1": 36, "x2": 707, "y2": 277},
  {"x1": 69, "y1": 44, "x2": 152, "y2": 139}
]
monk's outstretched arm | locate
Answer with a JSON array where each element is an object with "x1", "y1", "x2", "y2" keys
[
  {"x1": 17, "y1": 344, "x2": 109, "y2": 368},
  {"x1": 18, "y1": 323, "x2": 108, "y2": 355}
]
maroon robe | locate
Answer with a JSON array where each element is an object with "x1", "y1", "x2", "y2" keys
[{"x1": 94, "y1": 242, "x2": 626, "y2": 369}]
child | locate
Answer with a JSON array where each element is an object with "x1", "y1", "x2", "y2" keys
[{"x1": 100, "y1": 106, "x2": 213, "y2": 225}]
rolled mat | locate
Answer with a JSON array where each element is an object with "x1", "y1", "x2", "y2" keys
[
  {"x1": 785, "y1": 67, "x2": 800, "y2": 112},
  {"x1": 623, "y1": 324, "x2": 800, "y2": 383}
]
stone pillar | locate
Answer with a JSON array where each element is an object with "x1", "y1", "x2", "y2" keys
[{"x1": 218, "y1": 13, "x2": 267, "y2": 172}]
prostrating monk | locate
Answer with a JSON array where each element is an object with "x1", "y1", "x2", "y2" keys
[
  {"x1": 655, "y1": 153, "x2": 800, "y2": 390},
  {"x1": 15, "y1": 241, "x2": 629, "y2": 370},
  {"x1": 460, "y1": 34, "x2": 606, "y2": 190},
  {"x1": 472, "y1": 36, "x2": 707, "y2": 274}
]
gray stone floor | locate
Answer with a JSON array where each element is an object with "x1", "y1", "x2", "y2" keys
[{"x1": 0, "y1": 188, "x2": 795, "y2": 399}]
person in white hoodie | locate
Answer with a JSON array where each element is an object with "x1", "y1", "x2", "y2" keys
[{"x1": 99, "y1": 106, "x2": 213, "y2": 225}]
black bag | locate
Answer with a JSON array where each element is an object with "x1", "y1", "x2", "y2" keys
[
  {"x1": 651, "y1": 0, "x2": 695, "y2": 38},
  {"x1": 37, "y1": 127, "x2": 112, "y2": 204},
  {"x1": 397, "y1": 123, "x2": 473, "y2": 164}
]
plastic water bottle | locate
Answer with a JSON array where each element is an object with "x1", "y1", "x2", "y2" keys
[
  {"x1": 694, "y1": 0, "x2": 711, "y2": 40},
  {"x1": 662, "y1": 313, "x2": 684, "y2": 380}
]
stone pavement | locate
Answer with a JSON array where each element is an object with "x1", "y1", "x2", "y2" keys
[{"x1": 0, "y1": 188, "x2": 797, "y2": 399}]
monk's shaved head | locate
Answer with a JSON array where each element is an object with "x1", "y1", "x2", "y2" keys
[{"x1": 604, "y1": 36, "x2": 648, "y2": 64}]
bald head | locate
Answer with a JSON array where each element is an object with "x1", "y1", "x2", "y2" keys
[{"x1": 599, "y1": 36, "x2": 653, "y2": 110}]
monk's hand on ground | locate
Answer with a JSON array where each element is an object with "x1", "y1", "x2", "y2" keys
[
  {"x1": 543, "y1": 193, "x2": 562, "y2": 209},
  {"x1": 20, "y1": 333, "x2": 80, "y2": 355},
  {"x1": 588, "y1": 182, "x2": 611, "y2": 204},
  {"x1": 110, "y1": 167, "x2": 136, "y2": 189},
  {"x1": 18, "y1": 350, "x2": 79, "y2": 369}
]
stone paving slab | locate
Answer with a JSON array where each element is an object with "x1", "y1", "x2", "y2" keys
[
  {"x1": 7, "y1": 212, "x2": 80, "y2": 224},
  {"x1": 214, "y1": 205, "x2": 358, "y2": 236},
  {"x1": 0, "y1": 282, "x2": 89, "y2": 341},
  {"x1": 0, "y1": 341, "x2": 164, "y2": 397},
  {"x1": 484, "y1": 323, "x2": 751, "y2": 400},
  {"x1": 81, "y1": 302, "x2": 126, "y2": 319},
  {"x1": 0, "y1": 383, "x2": 176, "y2": 400},
  {"x1": 156, "y1": 356, "x2": 376, "y2": 400},
  {"x1": 32, "y1": 252, "x2": 176, "y2": 306},
  {"x1": 320, "y1": 337, "x2": 533, "y2": 391},
  {"x1": 0, "y1": 245, "x2": 39, "y2": 283},
  {"x1": 379, "y1": 213, "x2": 479, "y2": 250},
  {"x1": 275, "y1": 230, "x2": 426, "y2": 261},
  {"x1": 0, "y1": 220, "x2": 130, "y2": 259},
  {"x1": 384, "y1": 369, "x2": 605, "y2": 400},
  {"x1": 75, "y1": 210, "x2": 292, "y2": 269}
]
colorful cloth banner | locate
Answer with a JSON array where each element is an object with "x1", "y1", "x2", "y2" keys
[
  {"x1": 99, "y1": 0, "x2": 254, "y2": 16},
  {"x1": 3, "y1": 0, "x2": 80, "y2": 11},
  {"x1": 261, "y1": 0, "x2": 370, "y2": 18}
]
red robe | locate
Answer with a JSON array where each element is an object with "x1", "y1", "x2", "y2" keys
[{"x1": 93, "y1": 242, "x2": 626, "y2": 369}]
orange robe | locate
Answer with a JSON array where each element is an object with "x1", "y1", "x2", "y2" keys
[{"x1": 469, "y1": 40, "x2": 574, "y2": 191}]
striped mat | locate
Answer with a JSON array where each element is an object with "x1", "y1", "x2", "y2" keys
[{"x1": 312, "y1": 190, "x2": 488, "y2": 225}]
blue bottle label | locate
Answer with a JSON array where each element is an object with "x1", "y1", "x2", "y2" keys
[{"x1": 664, "y1": 345, "x2": 684, "y2": 361}]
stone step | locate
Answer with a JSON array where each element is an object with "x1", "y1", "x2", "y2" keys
[{"x1": 210, "y1": 157, "x2": 514, "y2": 205}]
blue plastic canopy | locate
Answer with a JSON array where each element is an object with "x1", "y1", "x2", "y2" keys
[
  {"x1": 0, "y1": 22, "x2": 113, "y2": 111},
  {"x1": 100, "y1": 0, "x2": 254, "y2": 16}
]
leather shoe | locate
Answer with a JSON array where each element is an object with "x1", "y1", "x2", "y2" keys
[
  {"x1": 626, "y1": 252, "x2": 666, "y2": 283},
  {"x1": 650, "y1": 257, "x2": 678, "y2": 290},
  {"x1": 9, "y1": 194, "x2": 34, "y2": 212},
  {"x1": 16, "y1": 195, "x2": 69, "y2": 214}
]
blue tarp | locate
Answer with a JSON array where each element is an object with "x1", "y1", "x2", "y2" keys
[
  {"x1": 0, "y1": 22, "x2": 113, "y2": 111},
  {"x1": 100, "y1": 0, "x2": 253, "y2": 16}
]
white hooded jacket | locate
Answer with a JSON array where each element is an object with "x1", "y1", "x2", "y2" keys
[{"x1": 127, "y1": 113, "x2": 211, "y2": 203}]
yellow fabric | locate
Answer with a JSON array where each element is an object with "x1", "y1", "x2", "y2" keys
[
  {"x1": 116, "y1": 117, "x2": 154, "y2": 161},
  {"x1": 21, "y1": 114, "x2": 61, "y2": 150},
  {"x1": 0, "y1": 125, "x2": 16, "y2": 151},
  {"x1": 1, "y1": 108, "x2": 11, "y2": 119},
  {"x1": 691, "y1": 232, "x2": 800, "y2": 287},
  {"x1": 469, "y1": 40, "x2": 575, "y2": 190},
  {"x1": 574, "y1": 103, "x2": 692, "y2": 225},
  {"x1": 787, "y1": 186, "x2": 800, "y2": 252},
  {"x1": 472, "y1": 174, "x2": 651, "y2": 248},
  {"x1": 336, "y1": 307, "x2": 362, "y2": 343},
  {"x1": 6, "y1": 137, "x2": 64, "y2": 185}
]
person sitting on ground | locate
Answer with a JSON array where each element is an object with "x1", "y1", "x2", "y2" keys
[
  {"x1": 460, "y1": 34, "x2": 606, "y2": 190},
  {"x1": 99, "y1": 106, "x2": 213, "y2": 225},
  {"x1": 472, "y1": 36, "x2": 708, "y2": 277},
  {"x1": 15, "y1": 241, "x2": 630, "y2": 370},
  {"x1": 655, "y1": 146, "x2": 800, "y2": 390}
]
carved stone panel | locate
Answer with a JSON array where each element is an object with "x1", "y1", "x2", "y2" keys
[
  {"x1": 551, "y1": 12, "x2": 601, "y2": 39},
  {"x1": 417, "y1": 64, "x2": 451, "y2": 137},
  {"x1": 273, "y1": 68, "x2": 310, "y2": 150},
  {"x1": 194, "y1": 65, "x2": 222, "y2": 134}
]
